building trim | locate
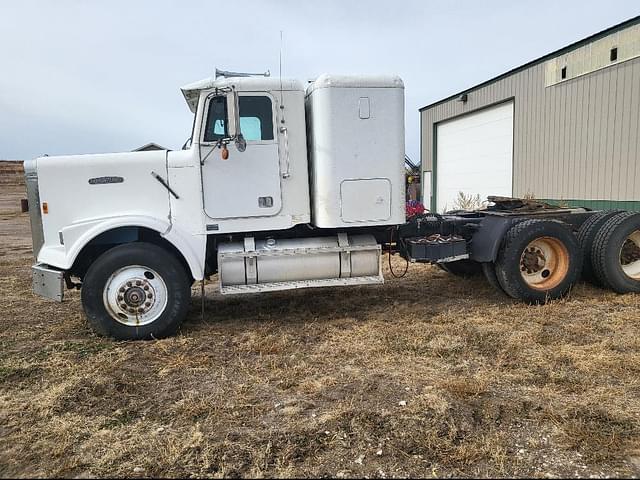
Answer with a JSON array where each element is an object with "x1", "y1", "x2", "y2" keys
[
  {"x1": 541, "y1": 199, "x2": 640, "y2": 211},
  {"x1": 431, "y1": 122, "x2": 437, "y2": 212},
  {"x1": 419, "y1": 15, "x2": 640, "y2": 112}
]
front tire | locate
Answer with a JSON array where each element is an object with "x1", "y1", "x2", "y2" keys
[
  {"x1": 81, "y1": 242, "x2": 191, "y2": 340},
  {"x1": 495, "y1": 220, "x2": 582, "y2": 304}
]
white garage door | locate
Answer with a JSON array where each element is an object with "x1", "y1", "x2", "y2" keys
[{"x1": 436, "y1": 101, "x2": 513, "y2": 212}]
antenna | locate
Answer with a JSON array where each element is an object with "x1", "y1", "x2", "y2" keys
[{"x1": 279, "y1": 30, "x2": 285, "y2": 123}]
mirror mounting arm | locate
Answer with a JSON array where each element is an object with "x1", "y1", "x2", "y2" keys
[{"x1": 230, "y1": 86, "x2": 246, "y2": 152}]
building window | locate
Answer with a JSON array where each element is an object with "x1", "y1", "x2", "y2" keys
[
  {"x1": 239, "y1": 96, "x2": 274, "y2": 141},
  {"x1": 561, "y1": 66, "x2": 567, "y2": 79},
  {"x1": 610, "y1": 47, "x2": 618, "y2": 61}
]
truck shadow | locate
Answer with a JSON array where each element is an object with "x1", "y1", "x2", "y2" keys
[{"x1": 182, "y1": 270, "x2": 517, "y2": 332}]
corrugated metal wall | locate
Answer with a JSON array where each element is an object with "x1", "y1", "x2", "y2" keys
[{"x1": 421, "y1": 22, "x2": 640, "y2": 210}]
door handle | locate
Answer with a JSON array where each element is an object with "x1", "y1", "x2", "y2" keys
[{"x1": 279, "y1": 126, "x2": 290, "y2": 179}]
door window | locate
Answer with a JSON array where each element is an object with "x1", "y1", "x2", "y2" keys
[
  {"x1": 239, "y1": 96, "x2": 274, "y2": 141},
  {"x1": 203, "y1": 96, "x2": 227, "y2": 142}
]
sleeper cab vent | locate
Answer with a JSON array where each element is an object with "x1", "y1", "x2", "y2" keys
[{"x1": 358, "y1": 97, "x2": 370, "y2": 119}]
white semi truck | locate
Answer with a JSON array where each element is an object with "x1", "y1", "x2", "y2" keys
[{"x1": 24, "y1": 71, "x2": 640, "y2": 340}]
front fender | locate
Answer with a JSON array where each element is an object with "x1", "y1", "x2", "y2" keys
[{"x1": 38, "y1": 215, "x2": 205, "y2": 280}]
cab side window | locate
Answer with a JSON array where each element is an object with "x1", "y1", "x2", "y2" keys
[
  {"x1": 239, "y1": 96, "x2": 274, "y2": 141},
  {"x1": 203, "y1": 96, "x2": 227, "y2": 142}
]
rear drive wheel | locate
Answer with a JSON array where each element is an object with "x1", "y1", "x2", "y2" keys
[
  {"x1": 495, "y1": 220, "x2": 582, "y2": 303},
  {"x1": 576, "y1": 210, "x2": 622, "y2": 284},
  {"x1": 81, "y1": 242, "x2": 191, "y2": 340},
  {"x1": 591, "y1": 212, "x2": 640, "y2": 293}
]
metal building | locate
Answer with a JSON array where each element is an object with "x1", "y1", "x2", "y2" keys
[{"x1": 420, "y1": 16, "x2": 640, "y2": 213}]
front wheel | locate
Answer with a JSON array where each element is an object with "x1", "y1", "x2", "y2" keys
[
  {"x1": 495, "y1": 220, "x2": 582, "y2": 304},
  {"x1": 81, "y1": 242, "x2": 191, "y2": 340}
]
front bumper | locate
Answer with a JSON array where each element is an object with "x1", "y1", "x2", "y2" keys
[{"x1": 32, "y1": 263, "x2": 65, "y2": 302}]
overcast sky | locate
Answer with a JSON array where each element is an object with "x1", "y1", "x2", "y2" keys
[{"x1": 0, "y1": 1, "x2": 638, "y2": 163}]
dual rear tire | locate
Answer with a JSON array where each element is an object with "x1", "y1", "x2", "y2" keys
[
  {"x1": 576, "y1": 210, "x2": 622, "y2": 284},
  {"x1": 439, "y1": 220, "x2": 583, "y2": 303},
  {"x1": 492, "y1": 220, "x2": 582, "y2": 303},
  {"x1": 436, "y1": 220, "x2": 582, "y2": 302},
  {"x1": 588, "y1": 212, "x2": 640, "y2": 293},
  {"x1": 481, "y1": 212, "x2": 640, "y2": 301}
]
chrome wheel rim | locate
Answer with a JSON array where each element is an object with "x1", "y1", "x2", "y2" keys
[
  {"x1": 103, "y1": 265, "x2": 168, "y2": 326},
  {"x1": 519, "y1": 237, "x2": 569, "y2": 290},
  {"x1": 620, "y1": 230, "x2": 640, "y2": 280}
]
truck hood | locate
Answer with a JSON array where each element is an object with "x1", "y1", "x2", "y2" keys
[{"x1": 34, "y1": 150, "x2": 171, "y2": 264}]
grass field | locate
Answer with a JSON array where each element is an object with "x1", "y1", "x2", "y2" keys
[{"x1": 1, "y1": 179, "x2": 640, "y2": 478}]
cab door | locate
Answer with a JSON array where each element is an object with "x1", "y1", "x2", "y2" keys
[{"x1": 200, "y1": 92, "x2": 282, "y2": 219}]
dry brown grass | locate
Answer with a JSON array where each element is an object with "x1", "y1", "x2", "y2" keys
[{"x1": 1, "y1": 184, "x2": 640, "y2": 478}]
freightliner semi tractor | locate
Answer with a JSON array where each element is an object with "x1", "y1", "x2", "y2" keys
[{"x1": 24, "y1": 70, "x2": 640, "y2": 340}]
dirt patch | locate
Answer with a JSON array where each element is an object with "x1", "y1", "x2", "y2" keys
[{"x1": 0, "y1": 185, "x2": 639, "y2": 478}]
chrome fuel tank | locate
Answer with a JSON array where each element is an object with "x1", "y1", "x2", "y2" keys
[{"x1": 217, "y1": 234, "x2": 382, "y2": 292}]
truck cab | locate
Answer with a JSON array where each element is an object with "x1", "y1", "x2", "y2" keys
[
  {"x1": 173, "y1": 73, "x2": 406, "y2": 233},
  {"x1": 26, "y1": 72, "x2": 406, "y2": 339}
]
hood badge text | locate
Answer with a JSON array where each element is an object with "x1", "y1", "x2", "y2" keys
[{"x1": 88, "y1": 176, "x2": 124, "y2": 185}]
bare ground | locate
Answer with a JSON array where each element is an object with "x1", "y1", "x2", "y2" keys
[{"x1": 1, "y1": 183, "x2": 640, "y2": 478}]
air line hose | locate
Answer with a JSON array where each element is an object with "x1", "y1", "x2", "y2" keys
[{"x1": 388, "y1": 227, "x2": 409, "y2": 278}]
